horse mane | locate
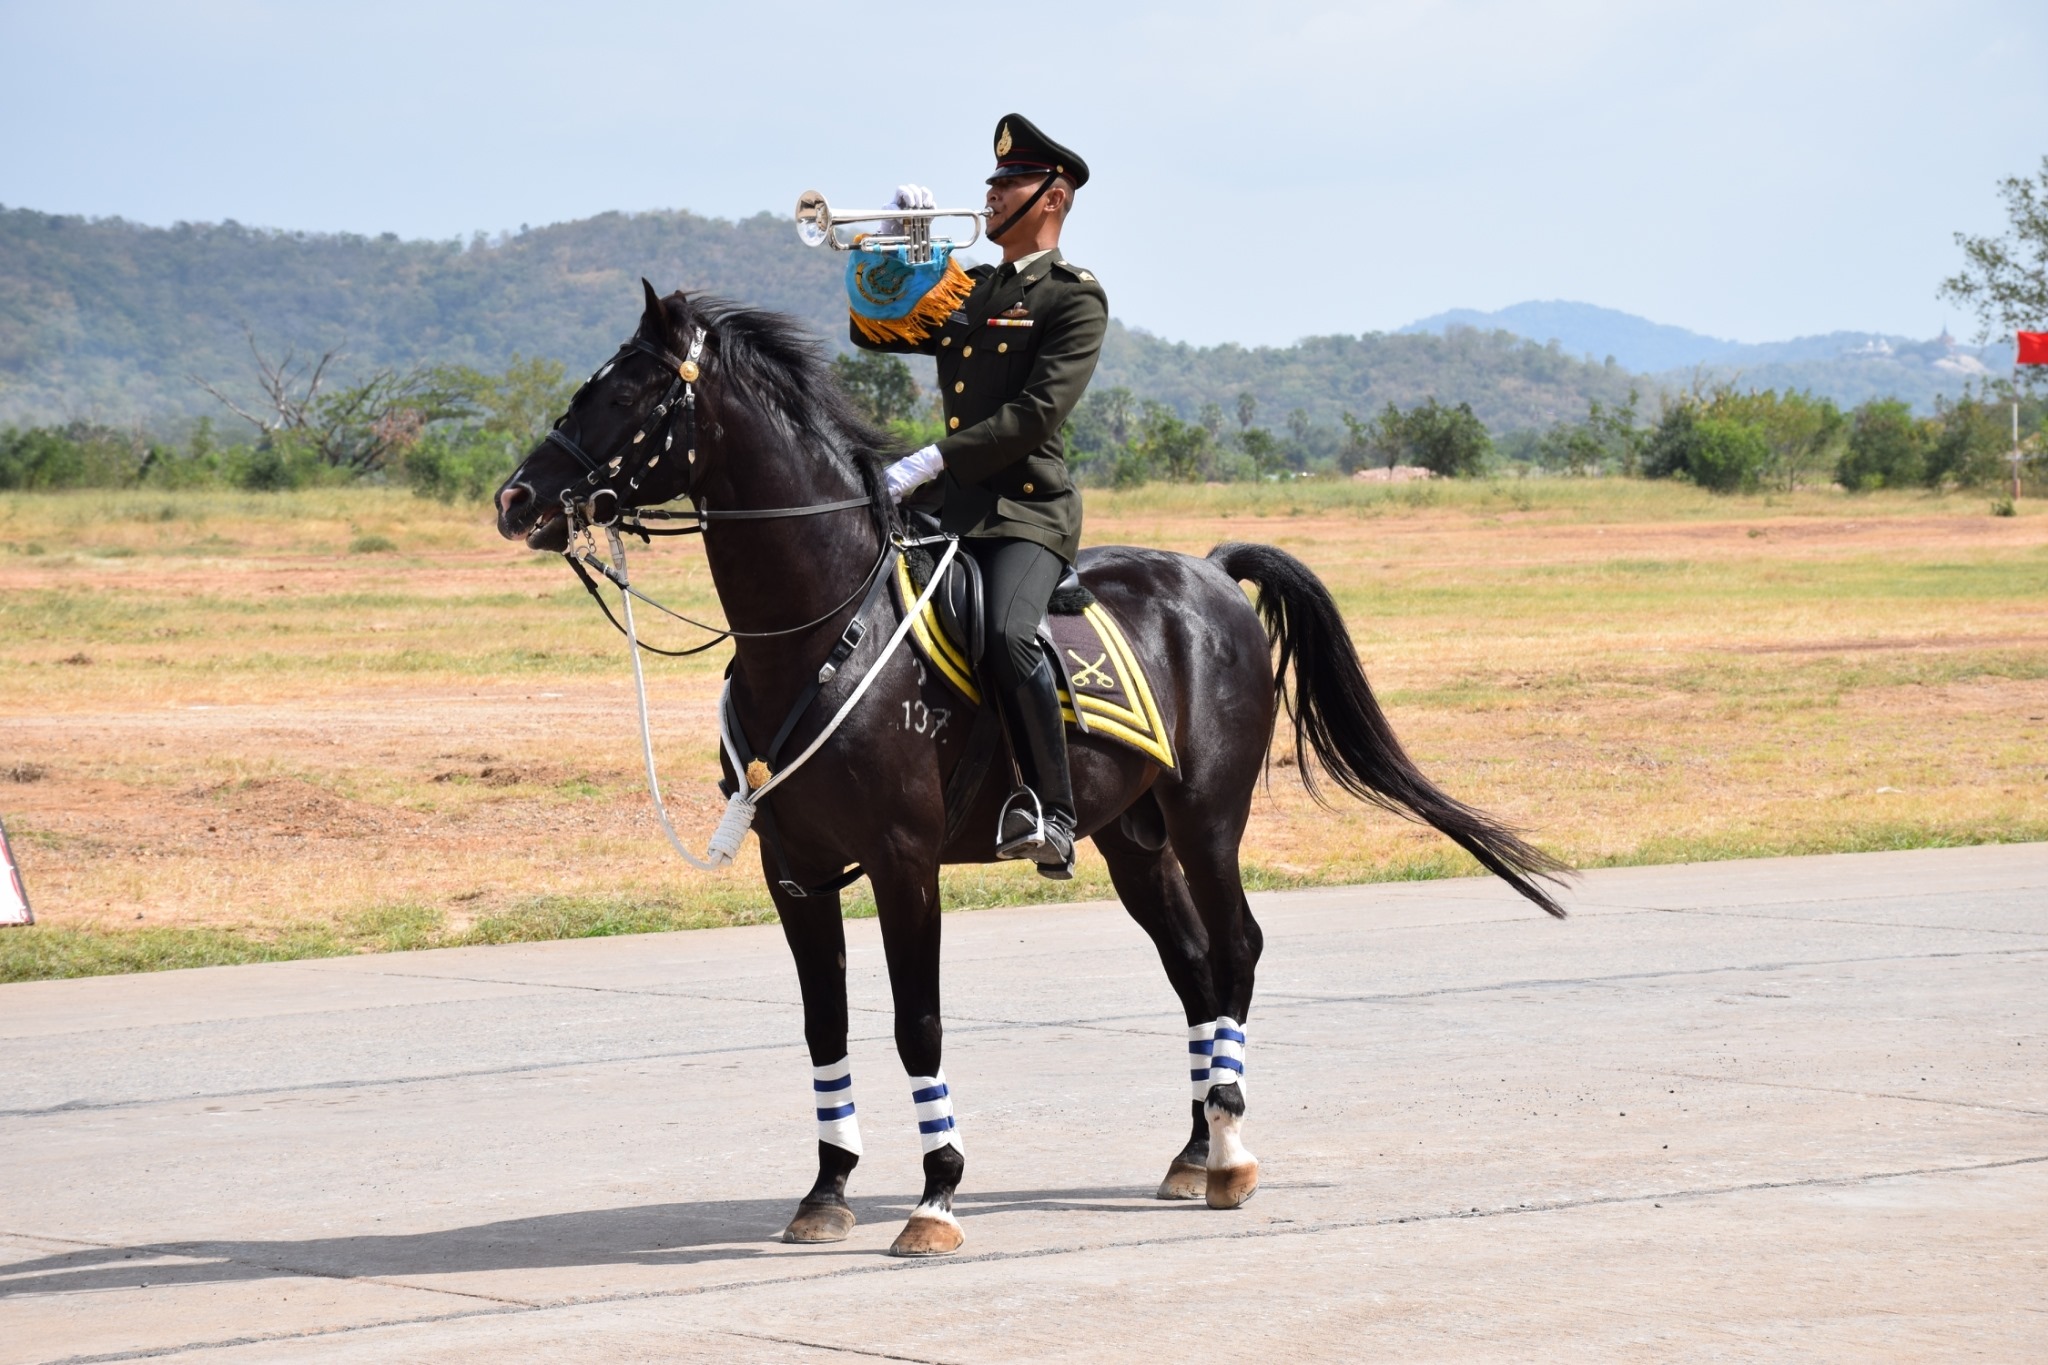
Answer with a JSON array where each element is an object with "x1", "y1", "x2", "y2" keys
[{"x1": 687, "y1": 295, "x2": 897, "y2": 541}]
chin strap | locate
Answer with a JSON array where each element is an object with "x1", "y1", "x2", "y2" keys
[{"x1": 988, "y1": 169, "x2": 1060, "y2": 246}]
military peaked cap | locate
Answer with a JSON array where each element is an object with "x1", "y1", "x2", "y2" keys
[{"x1": 987, "y1": 113, "x2": 1090, "y2": 190}]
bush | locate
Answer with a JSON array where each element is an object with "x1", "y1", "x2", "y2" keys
[
  {"x1": 1837, "y1": 399, "x2": 1931, "y2": 490},
  {"x1": 225, "y1": 430, "x2": 340, "y2": 491},
  {"x1": 1927, "y1": 396, "x2": 2011, "y2": 488},
  {"x1": 1687, "y1": 417, "x2": 1770, "y2": 493},
  {"x1": 1400, "y1": 398, "x2": 1492, "y2": 477},
  {"x1": 401, "y1": 428, "x2": 513, "y2": 502},
  {"x1": 0, "y1": 423, "x2": 147, "y2": 489}
]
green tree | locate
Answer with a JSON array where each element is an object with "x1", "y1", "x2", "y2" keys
[
  {"x1": 193, "y1": 335, "x2": 473, "y2": 482},
  {"x1": 830, "y1": 351, "x2": 921, "y2": 426},
  {"x1": 1137, "y1": 402, "x2": 1211, "y2": 483},
  {"x1": 1338, "y1": 410, "x2": 1374, "y2": 473},
  {"x1": 1398, "y1": 398, "x2": 1492, "y2": 477},
  {"x1": 1239, "y1": 427, "x2": 1286, "y2": 479},
  {"x1": 1927, "y1": 392, "x2": 2013, "y2": 488},
  {"x1": 1837, "y1": 399, "x2": 1932, "y2": 490},
  {"x1": 1940, "y1": 155, "x2": 2048, "y2": 383},
  {"x1": 1697, "y1": 388, "x2": 1842, "y2": 490},
  {"x1": 1236, "y1": 392, "x2": 1257, "y2": 431},
  {"x1": 1198, "y1": 402, "x2": 1225, "y2": 439},
  {"x1": 1685, "y1": 418, "x2": 1770, "y2": 492}
]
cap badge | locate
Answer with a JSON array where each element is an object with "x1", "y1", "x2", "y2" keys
[{"x1": 996, "y1": 122, "x2": 1013, "y2": 157}]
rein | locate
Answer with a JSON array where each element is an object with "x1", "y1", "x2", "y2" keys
[
  {"x1": 545, "y1": 306, "x2": 948, "y2": 884},
  {"x1": 547, "y1": 316, "x2": 882, "y2": 655},
  {"x1": 607, "y1": 521, "x2": 960, "y2": 876}
]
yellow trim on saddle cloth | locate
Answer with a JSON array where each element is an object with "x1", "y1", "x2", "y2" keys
[
  {"x1": 848, "y1": 255, "x2": 976, "y2": 348},
  {"x1": 893, "y1": 556, "x2": 1177, "y2": 771}
]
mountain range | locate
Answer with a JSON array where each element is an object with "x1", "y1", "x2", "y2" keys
[
  {"x1": 1400, "y1": 300, "x2": 2009, "y2": 411},
  {"x1": 0, "y1": 206, "x2": 2004, "y2": 435}
]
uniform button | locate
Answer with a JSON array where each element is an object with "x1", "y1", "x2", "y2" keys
[
  {"x1": 962, "y1": 346, "x2": 973, "y2": 358},
  {"x1": 998, "y1": 342, "x2": 1008, "y2": 353},
  {"x1": 1022, "y1": 482, "x2": 1035, "y2": 494},
  {"x1": 941, "y1": 337, "x2": 952, "y2": 346},
  {"x1": 948, "y1": 417, "x2": 960, "y2": 430},
  {"x1": 953, "y1": 381, "x2": 964, "y2": 394}
]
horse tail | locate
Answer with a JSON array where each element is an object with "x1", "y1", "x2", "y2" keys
[{"x1": 1210, "y1": 542, "x2": 1571, "y2": 918}]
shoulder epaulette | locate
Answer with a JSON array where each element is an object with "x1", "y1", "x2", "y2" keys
[{"x1": 1053, "y1": 259, "x2": 1098, "y2": 284}]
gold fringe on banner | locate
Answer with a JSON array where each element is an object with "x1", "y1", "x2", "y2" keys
[{"x1": 849, "y1": 256, "x2": 975, "y2": 348}]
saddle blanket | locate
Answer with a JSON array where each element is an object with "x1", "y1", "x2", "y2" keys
[{"x1": 893, "y1": 554, "x2": 1176, "y2": 771}]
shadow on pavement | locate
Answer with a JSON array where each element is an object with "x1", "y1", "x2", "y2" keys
[{"x1": 2, "y1": 1185, "x2": 1169, "y2": 1297}]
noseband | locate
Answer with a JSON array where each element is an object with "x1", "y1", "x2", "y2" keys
[{"x1": 548, "y1": 327, "x2": 708, "y2": 517}]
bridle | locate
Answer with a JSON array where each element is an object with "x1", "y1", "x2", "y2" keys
[
  {"x1": 541, "y1": 317, "x2": 891, "y2": 657},
  {"x1": 527, "y1": 307, "x2": 963, "y2": 888}
]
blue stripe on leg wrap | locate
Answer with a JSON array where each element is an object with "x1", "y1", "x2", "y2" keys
[
  {"x1": 908, "y1": 1072, "x2": 961, "y2": 1154},
  {"x1": 812, "y1": 1057, "x2": 862, "y2": 1156}
]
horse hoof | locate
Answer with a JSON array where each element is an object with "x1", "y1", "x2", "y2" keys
[
  {"x1": 1157, "y1": 1158, "x2": 1209, "y2": 1201},
  {"x1": 1206, "y1": 1160, "x2": 1259, "y2": 1210},
  {"x1": 887, "y1": 1210, "x2": 964, "y2": 1257},
  {"x1": 781, "y1": 1200, "x2": 855, "y2": 1244}
]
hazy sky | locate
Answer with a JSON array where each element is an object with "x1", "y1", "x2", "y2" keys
[{"x1": 4, "y1": 1, "x2": 2044, "y2": 347}]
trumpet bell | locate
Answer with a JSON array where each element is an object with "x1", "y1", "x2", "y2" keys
[{"x1": 795, "y1": 189, "x2": 831, "y2": 248}]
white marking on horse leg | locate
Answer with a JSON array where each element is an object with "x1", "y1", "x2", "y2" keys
[
  {"x1": 813, "y1": 1056, "x2": 863, "y2": 1155},
  {"x1": 908, "y1": 1071, "x2": 962, "y2": 1154},
  {"x1": 1202, "y1": 1018, "x2": 1258, "y2": 1208}
]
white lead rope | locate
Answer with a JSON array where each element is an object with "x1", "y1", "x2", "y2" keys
[{"x1": 608, "y1": 524, "x2": 959, "y2": 872}]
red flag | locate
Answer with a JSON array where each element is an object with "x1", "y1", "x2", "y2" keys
[{"x1": 2018, "y1": 332, "x2": 2048, "y2": 365}]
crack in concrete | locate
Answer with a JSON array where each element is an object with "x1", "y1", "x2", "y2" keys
[
  {"x1": 28, "y1": 1151, "x2": 2048, "y2": 1364},
  {"x1": 720, "y1": 1329, "x2": 962, "y2": 1364},
  {"x1": 1265, "y1": 943, "x2": 2048, "y2": 1008},
  {"x1": 1614, "y1": 1067, "x2": 2048, "y2": 1120},
  {"x1": 1648, "y1": 906, "x2": 2048, "y2": 938},
  {"x1": 9, "y1": 944, "x2": 2042, "y2": 1121}
]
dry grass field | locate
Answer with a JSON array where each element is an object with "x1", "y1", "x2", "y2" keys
[{"x1": 2, "y1": 479, "x2": 2044, "y2": 981}]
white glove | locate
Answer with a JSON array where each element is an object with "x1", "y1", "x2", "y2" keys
[
  {"x1": 883, "y1": 445, "x2": 945, "y2": 504},
  {"x1": 883, "y1": 183, "x2": 934, "y2": 237}
]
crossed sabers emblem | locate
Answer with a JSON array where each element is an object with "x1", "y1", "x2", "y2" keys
[{"x1": 1066, "y1": 649, "x2": 1115, "y2": 691}]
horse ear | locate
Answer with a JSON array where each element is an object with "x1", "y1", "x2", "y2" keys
[{"x1": 639, "y1": 278, "x2": 675, "y2": 348}]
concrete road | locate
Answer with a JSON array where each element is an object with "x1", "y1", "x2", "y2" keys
[{"x1": 3, "y1": 845, "x2": 2044, "y2": 1362}]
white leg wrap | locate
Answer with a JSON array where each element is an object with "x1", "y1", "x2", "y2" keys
[
  {"x1": 1191, "y1": 1018, "x2": 1247, "y2": 1099},
  {"x1": 909, "y1": 1072, "x2": 961, "y2": 1155},
  {"x1": 812, "y1": 1056, "x2": 862, "y2": 1156},
  {"x1": 1187, "y1": 1021, "x2": 1217, "y2": 1102}
]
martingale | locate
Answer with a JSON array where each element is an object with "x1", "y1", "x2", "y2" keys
[{"x1": 892, "y1": 554, "x2": 1176, "y2": 771}]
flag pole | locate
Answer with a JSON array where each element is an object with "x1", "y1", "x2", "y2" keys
[{"x1": 2016, "y1": 400, "x2": 2023, "y2": 503}]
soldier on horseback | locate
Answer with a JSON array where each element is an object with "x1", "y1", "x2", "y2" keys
[{"x1": 850, "y1": 114, "x2": 1106, "y2": 880}]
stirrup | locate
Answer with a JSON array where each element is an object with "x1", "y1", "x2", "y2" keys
[{"x1": 995, "y1": 787, "x2": 1046, "y2": 860}]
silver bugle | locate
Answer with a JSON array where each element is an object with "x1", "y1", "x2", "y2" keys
[{"x1": 795, "y1": 189, "x2": 983, "y2": 264}]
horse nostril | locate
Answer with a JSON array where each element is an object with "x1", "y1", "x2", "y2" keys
[{"x1": 499, "y1": 483, "x2": 532, "y2": 517}]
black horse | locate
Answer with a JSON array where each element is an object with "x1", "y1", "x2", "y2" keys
[{"x1": 495, "y1": 283, "x2": 1566, "y2": 1257}]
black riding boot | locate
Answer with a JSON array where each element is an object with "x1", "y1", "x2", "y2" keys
[{"x1": 994, "y1": 654, "x2": 1078, "y2": 879}]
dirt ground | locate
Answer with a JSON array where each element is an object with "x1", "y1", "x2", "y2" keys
[{"x1": 1, "y1": 482, "x2": 2044, "y2": 968}]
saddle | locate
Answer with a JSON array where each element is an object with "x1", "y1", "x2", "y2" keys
[{"x1": 895, "y1": 529, "x2": 1175, "y2": 774}]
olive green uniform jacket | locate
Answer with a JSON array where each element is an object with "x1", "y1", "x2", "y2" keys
[{"x1": 851, "y1": 249, "x2": 1106, "y2": 563}]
